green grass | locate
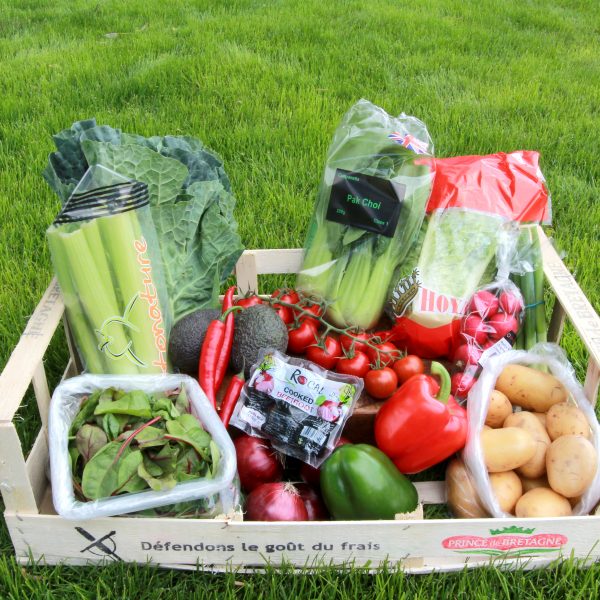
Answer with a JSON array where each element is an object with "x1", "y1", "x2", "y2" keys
[{"x1": 1, "y1": 0, "x2": 600, "y2": 596}]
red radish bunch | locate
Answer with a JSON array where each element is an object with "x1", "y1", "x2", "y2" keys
[{"x1": 452, "y1": 286, "x2": 524, "y2": 399}]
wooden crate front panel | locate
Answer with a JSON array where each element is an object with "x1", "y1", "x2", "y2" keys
[{"x1": 6, "y1": 512, "x2": 600, "y2": 570}]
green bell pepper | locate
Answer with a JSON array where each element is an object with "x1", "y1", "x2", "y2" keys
[{"x1": 320, "y1": 443, "x2": 419, "y2": 520}]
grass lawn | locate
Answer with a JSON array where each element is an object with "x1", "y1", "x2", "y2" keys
[{"x1": 1, "y1": 0, "x2": 599, "y2": 596}]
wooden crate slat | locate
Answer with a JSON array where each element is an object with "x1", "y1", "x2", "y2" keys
[
  {"x1": 25, "y1": 429, "x2": 49, "y2": 509},
  {"x1": 31, "y1": 361, "x2": 51, "y2": 428},
  {"x1": 0, "y1": 279, "x2": 63, "y2": 423},
  {"x1": 539, "y1": 227, "x2": 600, "y2": 369},
  {"x1": 5, "y1": 512, "x2": 599, "y2": 569},
  {"x1": 584, "y1": 360, "x2": 600, "y2": 407},
  {"x1": 250, "y1": 249, "x2": 304, "y2": 274},
  {"x1": 0, "y1": 423, "x2": 38, "y2": 513}
]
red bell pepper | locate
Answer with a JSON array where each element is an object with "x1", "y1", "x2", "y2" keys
[{"x1": 374, "y1": 361, "x2": 467, "y2": 474}]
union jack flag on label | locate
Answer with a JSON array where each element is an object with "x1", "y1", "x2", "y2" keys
[{"x1": 388, "y1": 132, "x2": 429, "y2": 154}]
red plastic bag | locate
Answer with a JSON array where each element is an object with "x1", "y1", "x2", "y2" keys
[{"x1": 388, "y1": 151, "x2": 549, "y2": 360}]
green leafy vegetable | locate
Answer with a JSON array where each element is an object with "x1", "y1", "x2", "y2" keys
[
  {"x1": 69, "y1": 387, "x2": 219, "y2": 505},
  {"x1": 165, "y1": 414, "x2": 212, "y2": 459},
  {"x1": 81, "y1": 442, "x2": 143, "y2": 500},
  {"x1": 93, "y1": 390, "x2": 152, "y2": 418},
  {"x1": 297, "y1": 100, "x2": 433, "y2": 329},
  {"x1": 44, "y1": 120, "x2": 244, "y2": 322},
  {"x1": 75, "y1": 424, "x2": 107, "y2": 463}
]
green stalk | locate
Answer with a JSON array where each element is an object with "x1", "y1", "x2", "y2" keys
[
  {"x1": 521, "y1": 227, "x2": 537, "y2": 350},
  {"x1": 296, "y1": 221, "x2": 335, "y2": 299},
  {"x1": 336, "y1": 239, "x2": 374, "y2": 328},
  {"x1": 97, "y1": 211, "x2": 167, "y2": 373},
  {"x1": 510, "y1": 272, "x2": 525, "y2": 350},
  {"x1": 47, "y1": 228, "x2": 107, "y2": 373},
  {"x1": 531, "y1": 226, "x2": 547, "y2": 344},
  {"x1": 55, "y1": 226, "x2": 135, "y2": 374}
]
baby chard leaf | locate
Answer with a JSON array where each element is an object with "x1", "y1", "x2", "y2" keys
[
  {"x1": 76, "y1": 424, "x2": 108, "y2": 463},
  {"x1": 134, "y1": 425, "x2": 167, "y2": 449},
  {"x1": 102, "y1": 413, "x2": 125, "y2": 440},
  {"x1": 70, "y1": 392, "x2": 101, "y2": 435},
  {"x1": 118, "y1": 473, "x2": 148, "y2": 494},
  {"x1": 81, "y1": 442, "x2": 143, "y2": 500},
  {"x1": 94, "y1": 390, "x2": 152, "y2": 418},
  {"x1": 151, "y1": 397, "x2": 180, "y2": 420},
  {"x1": 209, "y1": 440, "x2": 221, "y2": 477},
  {"x1": 138, "y1": 462, "x2": 177, "y2": 491},
  {"x1": 174, "y1": 389, "x2": 190, "y2": 414},
  {"x1": 165, "y1": 414, "x2": 211, "y2": 459}
]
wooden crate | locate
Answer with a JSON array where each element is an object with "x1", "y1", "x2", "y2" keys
[{"x1": 1, "y1": 227, "x2": 599, "y2": 573}]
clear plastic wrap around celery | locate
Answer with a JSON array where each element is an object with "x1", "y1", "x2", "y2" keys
[
  {"x1": 297, "y1": 99, "x2": 434, "y2": 329},
  {"x1": 47, "y1": 230, "x2": 107, "y2": 373},
  {"x1": 47, "y1": 165, "x2": 172, "y2": 375},
  {"x1": 50, "y1": 226, "x2": 136, "y2": 375},
  {"x1": 96, "y1": 212, "x2": 168, "y2": 371}
]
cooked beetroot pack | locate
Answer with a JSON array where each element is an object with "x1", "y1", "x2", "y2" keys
[{"x1": 229, "y1": 348, "x2": 363, "y2": 468}]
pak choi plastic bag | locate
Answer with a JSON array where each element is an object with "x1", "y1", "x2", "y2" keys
[
  {"x1": 387, "y1": 151, "x2": 550, "y2": 359},
  {"x1": 47, "y1": 165, "x2": 172, "y2": 374},
  {"x1": 296, "y1": 99, "x2": 435, "y2": 330},
  {"x1": 49, "y1": 374, "x2": 238, "y2": 520},
  {"x1": 463, "y1": 344, "x2": 600, "y2": 518}
]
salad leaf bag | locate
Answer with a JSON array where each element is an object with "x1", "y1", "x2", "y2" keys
[
  {"x1": 296, "y1": 99, "x2": 435, "y2": 330},
  {"x1": 47, "y1": 165, "x2": 172, "y2": 374},
  {"x1": 388, "y1": 151, "x2": 550, "y2": 359}
]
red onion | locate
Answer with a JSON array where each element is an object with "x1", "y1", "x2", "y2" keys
[
  {"x1": 296, "y1": 483, "x2": 329, "y2": 520},
  {"x1": 245, "y1": 482, "x2": 308, "y2": 521},
  {"x1": 234, "y1": 435, "x2": 283, "y2": 493}
]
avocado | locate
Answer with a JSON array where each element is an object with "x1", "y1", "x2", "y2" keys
[
  {"x1": 168, "y1": 308, "x2": 220, "y2": 376},
  {"x1": 230, "y1": 304, "x2": 288, "y2": 377}
]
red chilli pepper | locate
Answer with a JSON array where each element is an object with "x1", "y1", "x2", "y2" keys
[
  {"x1": 219, "y1": 369, "x2": 245, "y2": 428},
  {"x1": 374, "y1": 362, "x2": 468, "y2": 474},
  {"x1": 214, "y1": 286, "x2": 236, "y2": 394},
  {"x1": 198, "y1": 304, "x2": 240, "y2": 408}
]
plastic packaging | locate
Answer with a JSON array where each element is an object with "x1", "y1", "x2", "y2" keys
[
  {"x1": 49, "y1": 374, "x2": 237, "y2": 520},
  {"x1": 46, "y1": 165, "x2": 172, "y2": 375},
  {"x1": 229, "y1": 349, "x2": 363, "y2": 468},
  {"x1": 463, "y1": 344, "x2": 600, "y2": 517},
  {"x1": 388, "y1": 151, "x2": 550, "y2": 359},
  {"x1": 296, "y1": 98, "x2": 435, "y2": 330},
  {"x1": 450, "y1": 280, "x2": 525, "y2": 399}
]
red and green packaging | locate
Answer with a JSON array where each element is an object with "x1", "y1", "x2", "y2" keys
[{"x1": 387, "y1": 151, "x2": 550, "y2": 360}]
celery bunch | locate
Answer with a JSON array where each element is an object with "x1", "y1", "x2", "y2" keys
[{"x1": 47, "y1": 168, "x2": 171, "y2": 374}]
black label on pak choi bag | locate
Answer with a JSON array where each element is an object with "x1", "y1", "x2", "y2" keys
[{"x1": 326, "y1": 169, "x2": 405, "y2": 237}]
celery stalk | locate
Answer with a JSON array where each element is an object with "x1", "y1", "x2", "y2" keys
[
  {"x1": 55, "y1": 226, "x2": 135, "y2": 374},
  {"x1": 97, "y1": 211, "x2": 167, "y2": 373},
  {"x1": 47, "y1": 229, "x2": 107, "y2": 373}
]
